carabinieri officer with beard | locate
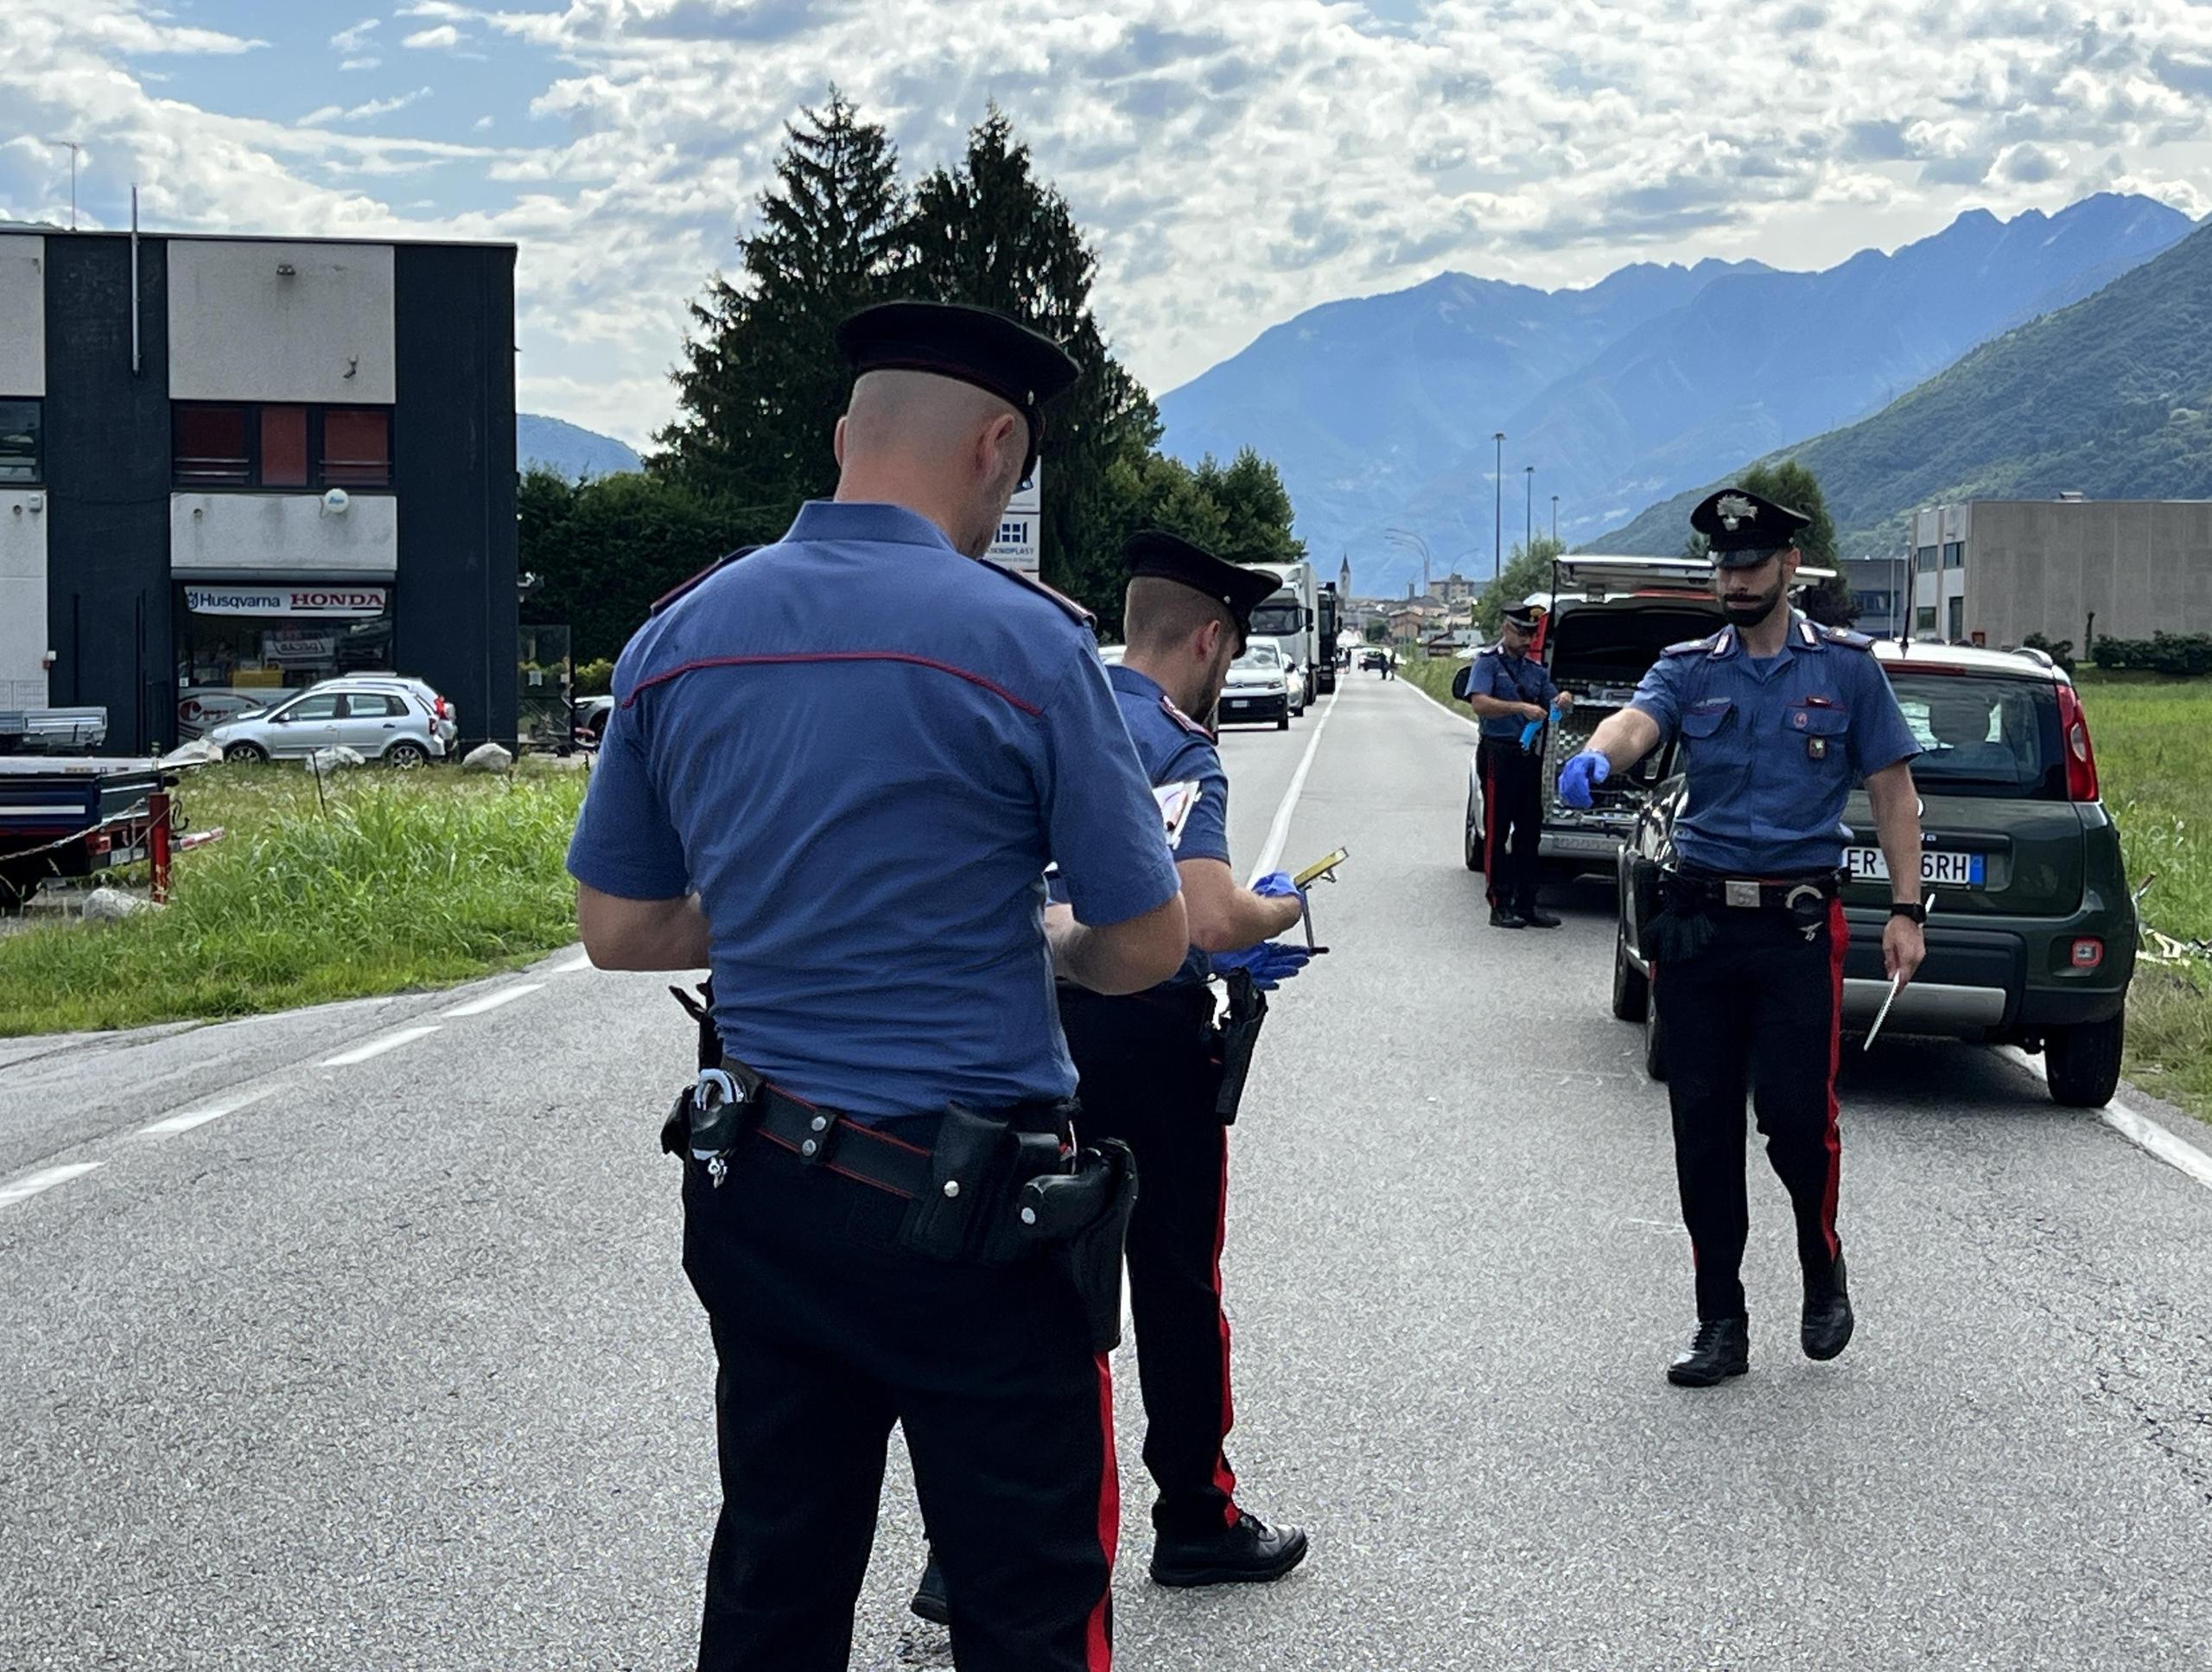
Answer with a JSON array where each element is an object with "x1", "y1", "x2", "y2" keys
[{"x1": 1558, "y1": 486, "x2": 1926, "y2": 1388}]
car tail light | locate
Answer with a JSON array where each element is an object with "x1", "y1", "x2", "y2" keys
[
  {"x1": 2071, "y1": 938, "x2": 2104, "y2": 970},
  {"x1": 2054, "y1": 684, "x2": 2100, "y2": 802},
  {"x1": 435, "y1": 696, "x2": 452, "y2": 720}
]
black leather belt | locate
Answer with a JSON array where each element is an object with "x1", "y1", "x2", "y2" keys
[
  {"x1": 743, "y1": 1079, "x2": 936, "y2": 1199},
  {"x1": 1663, "y1": 870, "x2": 1842, "y2": 912}
]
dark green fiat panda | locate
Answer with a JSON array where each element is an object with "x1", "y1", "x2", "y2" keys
[{"x1": 1613, "y1": 642, "x2": 2139, "y2": 1107}]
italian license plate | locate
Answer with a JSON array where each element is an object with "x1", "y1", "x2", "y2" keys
[{"x1": 1844, "y1": 848, "x2": 1986, "y2": 887}]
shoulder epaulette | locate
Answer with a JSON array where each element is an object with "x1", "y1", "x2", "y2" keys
[
  {"x1": 649, "y1": 545, "x2": 762, "y2": 616},
  {"x1": 1662, "y1": 632, "x2": 1726, "y2": 658},
  {"x1": 980, "y1": 561, "x2": 1095, "y2": 627},
  {"x1": 1160, "y1": 695, "x2": 1213, "y2": 741},
  {"x1": 1817, "y1": 623, "x2": 1876, "y2": 651}
]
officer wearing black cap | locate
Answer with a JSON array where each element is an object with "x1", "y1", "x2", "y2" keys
[
  {"x1": 1464, "y1": 601, "x2": 1572, "y2": 928},
  {"x1": 1558, "y1": 486, "x2": 1926, "y2": 1387},
  {"x1": 569, "y1": 299, "x2": 1193, "y2": 1670},
  {"x1": 911, "y1": 530, "x2": 1313, "y2": 1625}
]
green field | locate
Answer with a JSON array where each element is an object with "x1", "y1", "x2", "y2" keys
[{"x1": 1, "y1": 761, "x2": 589, "y2": 1037}]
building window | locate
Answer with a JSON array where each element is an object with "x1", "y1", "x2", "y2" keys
[
  {"x1": 173, "y1": 403, "x2": 393, "y2": 491},
  {"x1": 1916, "y1": 607, "x2": 1938, "y2": 636},
  {"x1": 0, "y1": 399, "x2": 40, "y2": 484},
  {"x1": 1916, "y1": 545, "x2": 1939, "y2": 572},
  {"x1": 1948, "y1": 597, "x2": 1965, "y2": 640},
  {"x1": 1943, "y1": 541, "x2": 1965, "y2": 569}
]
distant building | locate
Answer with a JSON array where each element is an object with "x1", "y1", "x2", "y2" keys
[
  {"x1": 1435, "y1": 572, "x2": 1479, "y2": 604},
  {"x1": 1855, "y1": 499, "x2": 2212, "y2": 648},
  {"x1": 1338, "y1": 555, "x2": 1351, "y2": 598},
  {"x1": 0, "y1": 226, "x2": 518, "y2": 751}
]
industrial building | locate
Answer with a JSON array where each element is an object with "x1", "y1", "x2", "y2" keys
[
  {"x1": 0, "y1": 225, "x2": 517, "y2": 753},
  {"x1": 1846, "y1": 499, "x2": 2212, "y2": 649}
]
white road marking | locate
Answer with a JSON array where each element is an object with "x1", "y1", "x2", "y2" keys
[
  {"x1": 442, "y1": 982, "x2": 546, "y2": 1019},
  {"x1": 0, "y1": 1162, "x2": 104, "y2": 1210},
  {"x1": 139, "y1": 1084, "x2": 279, "y2": 1137},
  {"x1": 1999, "y1": 1046, "x2": 2212, "y2": 1194},
  {"x1": 550, "y1": 951, "x2": 594, "y2": 975},
  {"x1": 1246, "y1": 687, "x2": 1344, "y2": 884},
  {"x1": 321, "y1": 1025, "x2": 441, "y2": 1067}
]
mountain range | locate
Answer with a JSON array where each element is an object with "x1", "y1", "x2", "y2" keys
[
  {"x1": 1590, "y1": 221, "x2": 2212, "y2": 561},
  {"x1": 518, "y1": 413, "x2": 643, "y2": 480},
  {"x1": 1158, "y1": 194, "x2": 2195, "y2": 597}
]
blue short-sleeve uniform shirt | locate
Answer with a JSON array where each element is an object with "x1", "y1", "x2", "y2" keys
[
  {"x1": 1100, "y1": 663, "x2": 1229, "y2": 989},
  {"x1": 1628, "y1": 613, "x2": 1921, "y2": 876},
  {"x1": 1468, "y1": 644, "x2": 1560, "y2": 740},
  {"x1": 566, "y1": 501, "x2": 1181, "y2": 1120}
]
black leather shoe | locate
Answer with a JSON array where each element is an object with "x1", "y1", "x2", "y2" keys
[
  {"x1": 1802, "y1": 1255, "x2": 1854, "y2": 1361},
  {"x1": 1519, "y1": 904, "x2": 1562, "y2": 928},
  {"x1": 1490, "y1": 906, "x2": 1528, "y2": 929},
  {"x1": 1151, "y1": 1512, "x2": 1311, "y2": 1588},
  {"x1": 909, "y1": 1553, "x2": 949, "y2": 1625},
  {"x1": 1667, "y1": 1315, "x2": 1750, "y2": 1386}
]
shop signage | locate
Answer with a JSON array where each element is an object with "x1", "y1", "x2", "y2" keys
[
  {"x1": 987, "y1": 465, "x2": 1042, "y2": 576},
  {"x1": 184, "y1": 584, "x2": 390, "y2": 619}
]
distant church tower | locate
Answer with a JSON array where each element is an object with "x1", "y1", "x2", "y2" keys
[{"x1": 1338, "y1": 554, "x2": 1351, "y2": 599}]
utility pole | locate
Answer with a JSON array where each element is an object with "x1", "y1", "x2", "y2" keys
[
  {"x1": 1492, "y1": 432, "x2": 1505, "y2": 580},
  {"x1": 52, "y1": 140, "x2": 81, "y2": 230},
  {"x1": 1551, "y1": 494, "x2": 1560, "y2": 543},
  {"x1": 1524, "y1": 465, "x2": 1534, "y2": 554}
]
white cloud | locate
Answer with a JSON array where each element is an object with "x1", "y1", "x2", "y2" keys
[
  {"x1": 330, "y1": 16, "x2": 379, "y2": 54},
  {"x1": 13, "y1": 0, "x2": 2212, "y2": 449},
  {"x1": 474, "y1": 115, "x2": 494, "y2": 131},
  {"x1": 340, "y1": 56, "x2": 381, "y2": 72}
]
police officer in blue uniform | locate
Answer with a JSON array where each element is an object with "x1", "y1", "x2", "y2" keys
[
  {"x1": 1465, "y1": 602, "x2": 1572, "y2": 928},
  {"x1": 1558, "y1": 486, "x2": 1927, "y2": 1387},
  {"x1": 568, "y1": 299, "x2": 1193, "y2": 1671},
  {"x1": 910, "y1": 531, "x2": 1313, "y2": 1626}
]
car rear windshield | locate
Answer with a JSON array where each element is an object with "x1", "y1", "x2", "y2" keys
[
  {"x1": 1882, "y1": 671, "x2": 2065, "y2": 800},
  {"x1": 1548, "y1": 601, "x2": 1726, "y2": 688}
]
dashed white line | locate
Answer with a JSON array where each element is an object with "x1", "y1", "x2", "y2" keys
[
  {"x1": 1247, "y1": 687, "x2": 1343, "y2": 884},
  {"x1": 0, "y1": 1162, "x2": 104, "y2": 1210},
  {"x1": 550, "y1": 951, "x2": 594, "y2": 975},
  {"x1": 442, "y1": 982, "x2": 546, "y2": 1019},
  {"x1": 2000, "y1": 1046, "x2": 2212, "y2": 1193},
  {"x1": 321, "y1": 1025, "x2": 441, "y2": 1068},
  {"x1": 139, "y1": 1084, "x2": 280, "y2": 1137}
]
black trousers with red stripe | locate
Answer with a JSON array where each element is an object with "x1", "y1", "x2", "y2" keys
[
  {"x1": 1477, "y1": 737, "x2": 1544, "y2": 911},
  {"x1": 1060, "y1": 984, "x2": 1243, "y2": 1542},
  {"x1": 1651, "y1": 900, "x2": 1847, "y2": 1321},
  {"x1": 683, "y1": 1132, "x2": 1116, "y2": 1672}
]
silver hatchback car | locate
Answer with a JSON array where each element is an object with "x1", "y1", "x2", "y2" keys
[{"x1": 207, "y1": 677, "x2": 451, "y2": 766}]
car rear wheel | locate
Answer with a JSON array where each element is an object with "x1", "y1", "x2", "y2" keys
[
  {"x1": 2045, "y1": 1014, "x2": 2124, "y2": 1108},
  {"x1": 224, "y1": 741, "x2": 268, "y2": 764},
  {"x1": 1463, "y1": 788, "x2": 1483, "y2": 872},
  {"x1": 385, "y1": 740, "x2": 430, "y2": 769},
  {"x1": 1612, "y1": 924, "x2": 1649, "y2": 1022},
  {"x1": 1275, "y1": 712, "x2": 1289, "y2": 731},
  {"x1": 1643, "y1": 995, "x2": 1668, "y2": 1082}
]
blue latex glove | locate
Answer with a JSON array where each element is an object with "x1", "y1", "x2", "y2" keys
[
  {"x1": 1211, "y1": 941, "x2": 1313, "y2": 991},
  {"x1": 1518, "y1": 699, "x2": 1566, "y2": 752},
  {"x1": 1252, "y1": 870, "x2": 1305, "y2": 905},
  {"x1": 1557, "y1": 750, "x2": 1611, "y2": 809}
]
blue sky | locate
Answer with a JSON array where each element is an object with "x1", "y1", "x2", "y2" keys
[{"x1": 8, "y1": 1, "x2": 2212, "y2": 448}]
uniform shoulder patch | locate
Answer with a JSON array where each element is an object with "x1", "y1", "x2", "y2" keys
[
  {"x1": 1662, "y1": 632, "x2": 1725, "y2": 658},
  {"x1": 979, "y1": 560, "x2": 1096, "y2": 627},
  {"x1": 1817, "y1": 623, "x2": 1877, "y2": 651},
  {"x1": 649, "y1": 545, "x2": 761, "y2": 615},
  {"x1": 1160, "y1": 695, "x2": 1212, "y2": 740}
]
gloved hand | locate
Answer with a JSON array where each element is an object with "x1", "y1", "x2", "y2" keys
[
  {"x1": 1518, "y1": 700, "x2": 1565, "y2": 752},
  {"x1": 1211, "y1": 941, "x2": 1313, "y2": 991},
  {"x1": 1557, "y1": 750, "x2": 1611, "y2": 809},
  {"x1": 1252, "y1": 870, "x2": 1305, "y2": 905}
]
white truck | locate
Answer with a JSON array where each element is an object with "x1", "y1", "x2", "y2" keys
[{"x1": 1249, "y1": 560, "x2": 1319, "y2": 718}]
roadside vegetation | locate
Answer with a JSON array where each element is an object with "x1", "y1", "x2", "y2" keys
[
  {"x1": 0, "y1": 762, "x2": 588, "y2": 1037},
  {"x1": 1400, "y1": 652, "x2": 1461, "y2": 713}
]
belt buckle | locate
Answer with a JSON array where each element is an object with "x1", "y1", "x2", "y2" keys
[{"x1": 1724, "y1": 880, "x2": 1761, "y2": 910}]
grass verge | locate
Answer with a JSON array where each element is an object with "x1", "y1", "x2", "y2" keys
[
  {"x1": 1400, "y1": 652, "x2": 1464, "y2": 715},
  {"x1": 0, "y1": 761, "x2": 588, "y2": 1036}
]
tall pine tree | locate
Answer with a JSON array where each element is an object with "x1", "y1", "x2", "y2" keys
[
  {"x1": 656, "y1": 90, "x2": 909, "y2": 524},
  {"x1": 905, "y1": 107, "x2": 1160, "y2": 618}
]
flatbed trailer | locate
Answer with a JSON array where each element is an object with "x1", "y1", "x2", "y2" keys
[{"x1": 0, "y1": 756, "x2": 181, "y2": 912}]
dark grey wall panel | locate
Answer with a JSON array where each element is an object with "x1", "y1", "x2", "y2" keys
[
  {"x1": 46, "y1": 235, "x2": 173, "y2": 752},
  {"x1": 394, "y1": 245, "x2": 518, "y2": 747}
]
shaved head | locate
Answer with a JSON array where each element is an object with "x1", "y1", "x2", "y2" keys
[{"x1": 832, "y1": 370, "x2": 1031, "y2": 557}]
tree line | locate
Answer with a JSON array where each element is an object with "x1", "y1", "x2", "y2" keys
[{"x1": 527, "y1": 92, "x2": 1304, "y2": 667}]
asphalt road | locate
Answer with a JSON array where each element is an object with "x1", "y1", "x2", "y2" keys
[{"x1": 3, "y1": 671, "x2": 2209, "y2": 1672}]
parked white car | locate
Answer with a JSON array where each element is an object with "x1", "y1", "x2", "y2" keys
[{"x1": 207, "y1": 677, "x2": 452, "y2": 767}]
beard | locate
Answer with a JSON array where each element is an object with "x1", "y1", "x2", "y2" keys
[
  {"x1": 1723, "y1": 583, "x2": 1783, "y2": 628},
  {"x1": 1192, "y1": 639, "x2": 1238, "y2": 720}
]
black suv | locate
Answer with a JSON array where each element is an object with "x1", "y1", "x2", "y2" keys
[{"x1": 1612, "y1": 642, "x2": 2139, "y2": 1107}]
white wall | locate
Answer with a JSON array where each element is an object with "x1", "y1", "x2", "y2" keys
[
  {"x1": 170, "y1": 493, "x2": 397, "y2": 576},
  {"x1": 0, "y1": 488, "x2": 48, "y2": 705},
  {"x1": 0, "y1": 235, "x2": 44, "y2": 397},
  {"x1": 168, "y1": 240, "x2": 395, "y2": 404}
]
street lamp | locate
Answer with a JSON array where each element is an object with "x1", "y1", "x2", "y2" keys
[
  {"x1": 1492, "y1": 432, "x2": 1505, "y2": 580},
  {"x1": 1551, "y1": 494, "x2": 1560, "y2": 543},
  {"x1": 1524, "y1": 465, "x2": 1535, "y2": 554},
  {"x1": 1386, "y1": 525, "x2": 1431, "y2": 598}
]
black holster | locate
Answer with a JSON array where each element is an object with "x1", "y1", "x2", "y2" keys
[
  {"x1": 894, "y1": 1103, "x2": 1064, "y2": 1266},
  {"x1": 1207, "y1": 969, "x2": 1269, "y2": 1124},
  {"x1": 1020, "y1": 1139, "x2": 1139, "y2": 1353}
]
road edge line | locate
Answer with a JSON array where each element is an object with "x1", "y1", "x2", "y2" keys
[{"x1": 1999, "y1": 1046, "x2": 2212, "y2": 1193}]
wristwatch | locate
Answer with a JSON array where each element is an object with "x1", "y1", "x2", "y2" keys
[{"x1": 1888, "y1": 901, "x2": 1928, "y2": 925}]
